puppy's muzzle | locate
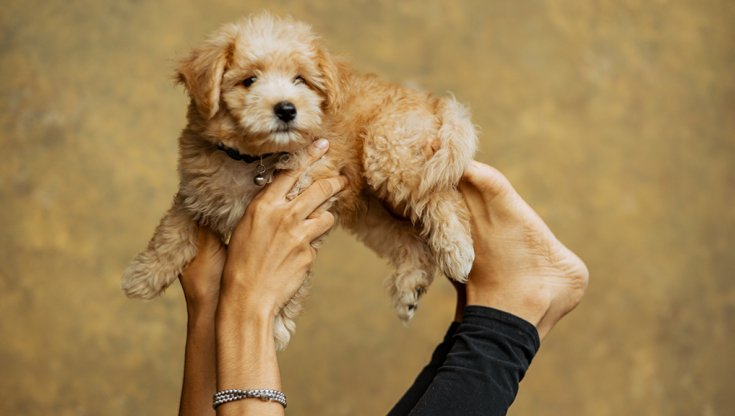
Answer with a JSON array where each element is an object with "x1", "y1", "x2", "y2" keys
[{"x1": 274, "y1": 101, "x2": 297, "y2": 122}]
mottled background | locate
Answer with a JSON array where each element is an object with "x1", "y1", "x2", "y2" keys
[{"x1": 1, "y1": 0, "x2": 733, "y2": 415}]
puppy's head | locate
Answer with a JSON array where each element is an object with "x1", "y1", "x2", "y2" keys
[{"x1": 176, "y1": 13, "x2": 342, "y2": 154}]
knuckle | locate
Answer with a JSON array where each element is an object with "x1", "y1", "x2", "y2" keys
[
  {"x1": 316, "y1": 179, "x2": 334, "y2": 195},
  {"x1": 284, "y1": 209, "x2": 300, "y2": 224},
  {"x1": 288, "y1": 228, "x2": 308, "y2": 248},
  {"x1": 298, "y1": 234, "x2": 312, "y2": 250},
  {"x1": 290, "y1": 229, "x2": 304, "y2": 244},
  {"x1": 307, "y1": 141, "x2": 327, "y2": 160},
  {"x1": 309, "y1": 248, "x2": 317, "y2": 261},
  {"x1": 249, "y1": 200, "x2": 269, "y2": 217},
  {"x1": 322, "y1": 211, "x2": 335, "y2": 227}
]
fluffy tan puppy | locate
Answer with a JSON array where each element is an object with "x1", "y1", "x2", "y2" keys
[{"x1": 122, "y1": 13, "x2": 477, "y2": 350}]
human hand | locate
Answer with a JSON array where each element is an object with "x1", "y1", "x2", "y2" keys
[
  {"x1": 459, "y1": 161, "x2": 589, "y2": 339},
  {"x1": 179, "y1": 225, "x2": 226, "y2": 314},
  {"x1": 219, "y1": 138, "x2": 347, "y2": 317}
]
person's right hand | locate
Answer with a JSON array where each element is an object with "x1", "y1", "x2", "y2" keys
[
  {"x1": 459, "y1": 161, "x2": 589, "y2": 340},
  {"x1": 180, "y1": 225, "x2": 226, "y2": 314},
  {"x1": 219, "y1": 138, "x2": 348, "y2": 318}
]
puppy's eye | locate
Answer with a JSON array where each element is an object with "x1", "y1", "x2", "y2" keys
[
  {"x1": 242, "y1": 76, "x2": 257, "y2": 87},
  {"x1": 294, "y1": 75, "x2": 306, "y2": 85}
]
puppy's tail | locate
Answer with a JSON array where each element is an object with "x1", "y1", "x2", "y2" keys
[{"x1": 418, "y1": 97, "x2": 478, "y2": 198}]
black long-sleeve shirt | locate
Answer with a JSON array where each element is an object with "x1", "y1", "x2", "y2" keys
[{"x1": 388, "y1": 306, "x2": 540, "y2": 416}]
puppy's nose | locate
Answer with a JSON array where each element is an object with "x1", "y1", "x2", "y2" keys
[{"x1": 274, "y1": 101, "x2": 297, "y2": 122}]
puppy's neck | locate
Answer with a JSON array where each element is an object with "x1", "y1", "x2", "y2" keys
[{"x1": 215, "y1": 142, "x2": 288, "y2": 165}]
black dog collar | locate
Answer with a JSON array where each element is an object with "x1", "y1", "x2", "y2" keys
[
  {"x1": 215, "y1": 142, "x2": 291, "y2": 186},
  {"x1": 215, "y1": 142, "x2": 285, "y2": 164}
]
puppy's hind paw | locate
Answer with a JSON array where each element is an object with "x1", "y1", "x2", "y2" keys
[
  {"x1": 392, "y1": 283, "x2": 428, "y2": 323},
  {"x1": 437, "y1": 241, "x2": 474, "y2": 283}
]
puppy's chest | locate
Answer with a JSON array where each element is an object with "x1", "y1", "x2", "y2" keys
[
  {"x1": 179, "y1": 150, "x2": 323, "y2": 235},
  {"x1": 180, "y1": 161, "x2": 262, "y2": 234}
]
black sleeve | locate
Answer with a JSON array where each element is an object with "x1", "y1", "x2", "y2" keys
[
  {"x1": 387, "y1": 322, "x2": 460, "y2": 415},
  {"x1": 389, "y1": 306, "x2": 541, "y2": 416}
]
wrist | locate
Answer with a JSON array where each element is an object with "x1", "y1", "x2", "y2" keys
[
  {"x1": 216, "y1": 307, "x2": 275, "y2": 349},
  {"x1": 220, "y1": 271, "x2": 281, "y2": 318},
  {"x1": 215, "y1": 297, "x2": 282, "y2": 394},
  {"x1": 184, "y1": 288, "x2": 220, "y2": 316},
  {"x1": 186, "y1": 297, "x2": 218, "y2": 318},
  {"x1": 186, "y1": 297, "x2": 218, "y2": 333},
  {"x1": 216, "y1": 290, "x2": 276, "y2": 328}
]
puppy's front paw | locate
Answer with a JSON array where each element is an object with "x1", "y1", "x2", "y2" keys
[
  {"x1": 437, "y1": 237, "x2": 475, "y2": 283},
  {"x1": 121, "y1": 251, "x2": 176, "y2": 299}
]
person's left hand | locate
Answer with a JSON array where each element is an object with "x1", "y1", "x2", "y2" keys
[{"x1": 179, "y1": 225, "x2": 227, "y2": 313}]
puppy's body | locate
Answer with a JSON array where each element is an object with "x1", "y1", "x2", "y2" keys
[{"x1": 123, "y1": 14, "x2": 477, "y2": 349}]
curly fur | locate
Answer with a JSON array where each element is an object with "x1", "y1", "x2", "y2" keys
[{"x1": 122, "y1": 13, "x2": 477, "y2": 350}]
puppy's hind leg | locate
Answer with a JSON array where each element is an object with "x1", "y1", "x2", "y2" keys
[
  {"x1": 122, "y1": 193, "x2": 199, "y2": 299},
  {"x1": 414, "y1": 189, "x2": 474, "y2": 283},
  {"x1": 364, "y1": 96, "x2": 477, "y2": 284},
  {"x1": 348, "y1": 197, "x2": 437, "y2": 323}
]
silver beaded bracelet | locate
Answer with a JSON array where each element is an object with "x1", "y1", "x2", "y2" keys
[{"x1": 213, "y1": 388, "x2": 287, "y2": 409}]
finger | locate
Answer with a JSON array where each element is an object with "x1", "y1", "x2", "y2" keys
[
  {"x1": 266, "y1": 138, "x2": 330, "y2": 197},
  {"x1": 292, "y1": 176, "x2": 348, "y2": 218},
  {"x1": 303, "y1": 210, "x2": 336, "y2": 241}
]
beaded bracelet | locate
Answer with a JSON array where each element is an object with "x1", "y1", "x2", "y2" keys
[{"x1": 213, "y1": 389, "x2": 287, "y2": 409}]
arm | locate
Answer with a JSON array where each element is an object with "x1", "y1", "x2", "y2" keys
[
  {"x1": 178, "y1": 227, "x2": 225, "y2": 416},
  {"x1": 391, "y1": 161, "x2": 589, "y2": 415},
  {"x1": 387, "y1": 284, "x2": 465, "y2": 415},
  {"x1": 177, "y1": 138, "x2": 346, "y2": 415},
  {"x1": 215, "y1": 138, "x2": 345, "y2": 415}
]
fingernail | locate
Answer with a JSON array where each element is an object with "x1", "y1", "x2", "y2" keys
[{"x1": 313, "y1": 138, "x2": 329, "y2": 150}]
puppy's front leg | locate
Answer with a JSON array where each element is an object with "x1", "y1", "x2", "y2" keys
[{"x1": 122, "y1": 193, "x2": 199, "y2": 299}]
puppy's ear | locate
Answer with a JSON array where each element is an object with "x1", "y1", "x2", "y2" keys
[
  {"x1": 176, "y1": 32, "x2": 234, "y2": 119},
  {"x1": 313, "y1": 44, "x2": 345, "y2": 113}
]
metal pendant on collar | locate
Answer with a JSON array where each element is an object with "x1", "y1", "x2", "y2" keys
[
  {"x1": 254, "y1": 158, "x2": 268, "y2": 187},
  {"x1": 215, "y1": 142, "x2": 289, "y2": 187}
]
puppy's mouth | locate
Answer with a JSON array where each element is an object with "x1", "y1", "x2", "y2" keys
[{"x1": 270, "y1": 123, "x2": 293, "y2": 134}]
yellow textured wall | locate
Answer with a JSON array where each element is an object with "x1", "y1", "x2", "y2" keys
[{"x1": 1, "y1": 1, "x2": 733, "y2": 414}]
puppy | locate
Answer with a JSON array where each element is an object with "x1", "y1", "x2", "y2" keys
[{"x1": 122, "y1": 13, "x2": 477, "y2": 350}]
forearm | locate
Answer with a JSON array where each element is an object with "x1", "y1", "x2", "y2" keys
[
  {"x1": 179, "y1": 305, "x2": 218, "y2": 416},
  {"x1": 388, "y1": 322, "x2": 460, "y2": 416},
  {"x1": 390, "y1": 285, "x2": 466, "y2": 415},
  {"x1": 406, "y1": 306, "x2": 540, "y2": 416},
  {"x1": 215, "y1": 295, "x2": 284, "y2": 416}
]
